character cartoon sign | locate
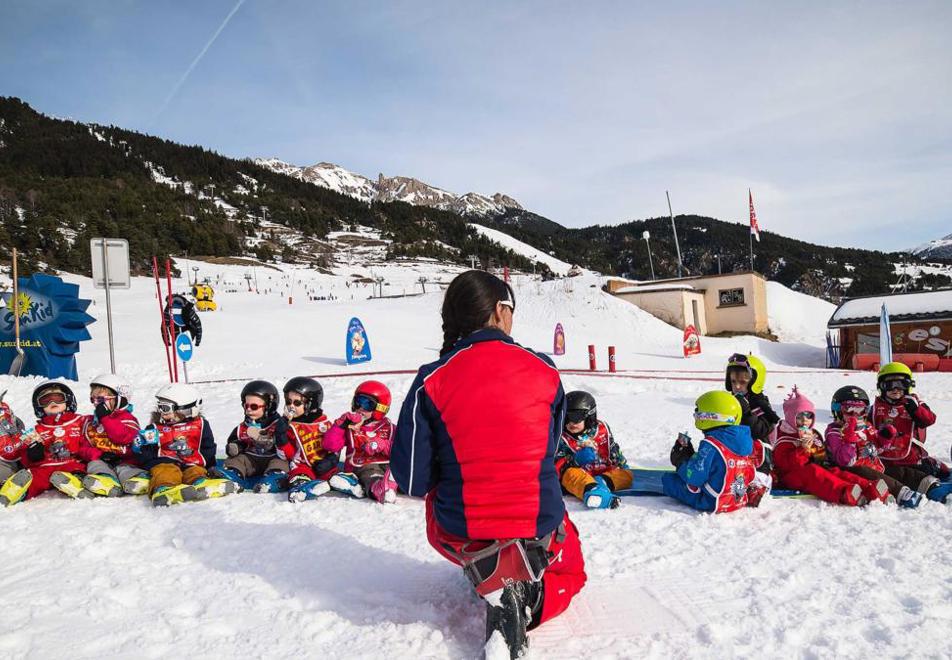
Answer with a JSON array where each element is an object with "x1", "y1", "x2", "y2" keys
[
  {"x1": 346, "y1": 317, "x2": 372, "y2": 365},
  {"x1": 553, "y1": 323, "x2": 565, "y2": 356}
]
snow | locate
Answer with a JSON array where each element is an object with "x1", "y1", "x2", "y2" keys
[
  {"x1": 766, "y1": 281, "x2": 836, "y2": 346},
  {"x1": 1, "y1": 259, "x2": 951, "y2": 658},
  {"x1": 469, "y1": 223, "x2": 580, "y2": 276},
  {"x1": 831, "y1": 290, "x2": 952, "y2": 324},
  {"x1": 614, "y1": 283, "x2": 696, "y2": 294}
]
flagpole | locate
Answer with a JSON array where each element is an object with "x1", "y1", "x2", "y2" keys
[
  {"x1": 666, "y1": 190, "x2": 683, "y2": 278},
  {"x1": 749, "y1": 225, "x2": 754, "y2": 272}
]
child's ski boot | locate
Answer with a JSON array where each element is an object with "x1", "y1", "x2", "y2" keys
[
  {"x1": 0, "y1": 469, "x2": 32, "y2": 507},
  {"x1": 897, "y1": 486, "x2": 922, "y2": 509},
  {"x1": 193, "y1": 477, "x2": 241, "y2": 499},
  {"x1": 215, "y1": 467, "x2": 251, "y2": 491},
  {"x1": 370, "y1": 468, "x2": 398, "y2": 504},
  {"x1": 151, "y1": 484, "x2": 203, "y2": 507},
  {"x1": 83, "y1": 473, "x2": 123, "y2": 497},
  {"x1": 287, "y1": 476, "x2": 330, "y2": 503},
  {"x1": 123, "y1": 475, "x2": 150, "y2": 496},
  {"x1": 484, "y1": 580, "x2": 539, "y2": 659},
  {"x1": 583, "y1": 476, "x2": 619, "y2": 509},
  {"x1": 253, "y1": 470, "x2": 288, "y2": 494},
  {"x1": 925, "y1": 481, "x2": 952, "y2": 504},
  {"x1": 329, "y1": 472, "x2": 365, "y2": 498},
  {"x1": 50, "y1": 471, "x2": 95, "y2": 499}
]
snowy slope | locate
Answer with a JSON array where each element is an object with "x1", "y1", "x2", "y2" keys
[
  {"x1": 469, "y1": 223, "x2": 581, "y2": 277},
  {"x1": 1, "y1": 262, "x2": 950, "y2": 659},
  {"x1": 766, "y1": 281, "x2": 836, "y2": 346}
]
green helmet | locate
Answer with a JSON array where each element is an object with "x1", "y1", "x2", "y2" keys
[
  {"x1": 725, "y1": 353, "x2": 767, "y2": 394},
  {"x1": 877, "y1": 361, "x2": 915, "y2": 395},
  {"x1": 694, "y1": 391, "x2": 743, "y2": 431}
]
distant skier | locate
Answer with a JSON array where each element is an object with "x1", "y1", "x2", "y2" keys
[
  {"x1": 161, "y1": 292, "x2": 202, "y2": 347},
  {"x1": 217, "y1": 380, "x2": 289, "y2": 494},
  {"x1": 557, "y1": 390, "x2": 631, "y2": 509},
  {"x1": 322, "y1": 380, "x2": 398, "y2": 504},
  {"x1": 870, "y1": 362, "x2": 950, "y2": 479},
  {"x1": 773, "y1": 386, "x2": 886, "y2": 505},
  {"x1": 392, "y1": 270, "x2": 586, "y2": 660}
]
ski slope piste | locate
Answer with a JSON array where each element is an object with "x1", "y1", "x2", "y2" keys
[{"x1": 0, "y1": 259, "x2": 950, "y2": 659}]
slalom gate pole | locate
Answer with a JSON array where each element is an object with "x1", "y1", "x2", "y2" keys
[
  {"x1": 165, "y1": 258, "x2": 179, "y2": 383},
  {"x1": 588, "y1": 344, "x2": 596, "y2": 371},
  {"x1": 153, "y1": 256, "x2": 174, "y2": 382}
]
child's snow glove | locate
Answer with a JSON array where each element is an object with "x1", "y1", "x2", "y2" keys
[
  {"x1": 93, "y1": 403, "x2": 111, "y2": 422},
  {"x1": 226, "y1": 442, "x2": 241, "y2": 457},
  {"x1": 670, "y1": 433, "x2": 695, "y2": 468},
  {"x1": 573, "y1": 446, "x2": 597, "y2": 467},
  {"x1": 335, "y1": 412, "x2": 364, "y2": 428},
  {"x1": 903, "y1": 396, "x2": 920, "y2": 417},
  {"x1": 311, "y1": 453, "x2": 339, "y2": 476},
  {"x1": 26, "y1": 441, "x2": 45, "y2": 462}
]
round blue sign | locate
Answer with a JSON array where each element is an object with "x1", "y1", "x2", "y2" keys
[{"x1": 175, "y1": 333, "x2": 194, "y2": 362}]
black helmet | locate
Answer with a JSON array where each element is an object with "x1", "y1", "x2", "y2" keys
[
  {"x1": 283, "y1": 376, "x2": 323, "y2": 415},
  {"x1": 565, "y1": 390, "x2": 597, "y2": 431},
  {"x1": 32, "y1": 381, "x2": 77, "y2": 418},
  {"x1": 831, "y1": 385, "x2": 870, "y2": 420},
  {"x1": 241, "y1": 380, "x2": 279, "y2": 415}
]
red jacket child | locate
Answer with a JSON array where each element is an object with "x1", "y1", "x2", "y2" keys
[{"x1": 773, "y1": 387, "x2": 885, "y2": 505}]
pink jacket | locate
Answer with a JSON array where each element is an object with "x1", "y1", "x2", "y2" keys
[
  {"x1": 324, "y1": 414, "x2": 394, "y2": 471},
  {"x1": 824, "y1": 418, "x2": 884, "y2": 471}
]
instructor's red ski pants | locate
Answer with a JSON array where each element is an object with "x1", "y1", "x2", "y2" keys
[{"x1": 425, "y1": 496, "x2": 586, "y2": 627}]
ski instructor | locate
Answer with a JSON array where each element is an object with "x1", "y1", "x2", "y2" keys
[{"x1": 391, "y1": 270, "x2": 586, "y2": 657}]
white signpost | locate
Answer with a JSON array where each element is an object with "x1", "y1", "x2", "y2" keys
[{"x1": 90, "y1": 238, "x2": 131, "y2": 374}]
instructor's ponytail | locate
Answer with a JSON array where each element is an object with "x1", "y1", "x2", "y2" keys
[{"x1": 440, "y1": 270, "x2": 515, "y2": 356}]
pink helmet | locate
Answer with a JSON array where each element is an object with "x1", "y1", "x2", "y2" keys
[{"x1": 782, "y1": 386, "x2": 815, "y2": 427}]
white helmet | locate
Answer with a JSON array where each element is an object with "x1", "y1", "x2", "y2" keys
[
  {"x1": 155, "y1": 383, "x2": 202, "y2": 419},
  {"x1": 90, "y1": 373, "x2": 131, "y2": 407}
]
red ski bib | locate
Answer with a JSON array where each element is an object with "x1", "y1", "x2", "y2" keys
[
  {"x1": 156, "y1": 418, "x2": 206, "y2": 466},
  {"x1": 703, "y1": 436, "x2": 756, "y2": 514}
]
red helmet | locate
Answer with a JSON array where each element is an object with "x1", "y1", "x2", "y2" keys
[{"x1": 352, "y1": 380, "x2": 392, "y2": 421}]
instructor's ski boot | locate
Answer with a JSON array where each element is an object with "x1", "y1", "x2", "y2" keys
[
  {"x1": 288, "y1": 477, "x2": 330, "y2": 503},
  {"x1": 123, "y1": 475, "x2": 150, "y2": 496},
  {"x1": 151, "y1": 484, "x2": 203, "y2": 507},
  {"x1": 0, "y1": 469, "x2": 32, "y2": 507},
  {"x1": 484, "y1": 580, "x2": 540, "y2": 659},
  {"x1": 329, "y1": 472, "x2": 365, "y2": 498},
  {"x1": 50, "y1": 471, "x2": 95, "y2": 499},
  {"x1": 253, "y1": 470, "x2": 288, "y2": 494},
  {"x1": 83, "y1": 473, "x2": 123, "y2": 497},
  {"x1": 193, "y1": 477, "x2": 242, "y2": 499},
  {"x1": 583, "y1": 477, "x2": 619, "y2": 509}
]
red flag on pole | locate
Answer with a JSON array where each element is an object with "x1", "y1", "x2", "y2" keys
[{"x1": 749, "y1": 189, "x2": 761, "y2": 242}]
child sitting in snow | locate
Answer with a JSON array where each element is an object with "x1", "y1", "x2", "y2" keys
[
  {"x1": 662, "y1": 390, "x2": 767, "y2": 513},
  {"x1": 81, "y1": 374, "x2": 149, "y2": 497},
  {"x1": 555, "y1": 391, "x2": 631, "y2": 509},
  {"x1": 870, "y1": 362, "x2": 950, "y2": 479},
  {"x1": 725, "y1": 353, "x2": 779, "y2": 475},
  {"x1": 322, "y1": 380, "x2": 399, "y2": 504},
  {"x1": 218, "y1": 380, "x2": 289, "y2": 494},
  {"x1": 0, "y1": 382, "x2": 100, "y2": 506},
  {"x1": 0, "y1": 394, "x2": 26, "y2": 493},
  {"x1": 277, "y1": 377, "x2": 337, "y2": 503},
  {"x1": 773, "y1": 386, "x2": 886, "y2": 506},
  {"x1": 824, "y1": 385, "x2": 952, "y2": 508},
  {"x1": 136, "y1": 383, "x2": 238, "y2": 507}
]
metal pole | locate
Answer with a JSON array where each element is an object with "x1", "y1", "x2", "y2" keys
[
  {"x1": 717, "y1": 254, "x2": 722, "y2": 274},
  {"x1": 182, "y1": 359, "x2": 189, "y2": 384},
  {"x1": 749, "y1": 230, "x2": 754, "y2": 272},
  {"x1": 645, "y1": 238, "x2": 655, "y2": 280},
  {"x1": 666, "y1": 191, "x2": 683, "y2": 278},
  {"x1": 101, "y1": 240, "x2": 117, "y2": 374}
]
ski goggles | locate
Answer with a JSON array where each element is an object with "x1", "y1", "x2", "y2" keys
[
  {"x1": 839, "y1": 400, "x2": 868, "y2": 416},
  {"x1": 90, "y1": 395, "x2": 116, "y2": 404},
  {"x1": 284, "y1": 396, "x2": 307, "y2": 408},
  {"x1": 881, "y1": 378, "x2": 908, "y2": 392},
  {"x1": 694, "y1": 410, "x2": 738, "y2": 425},
  {"x1": 727, "y1": 353, "x2": 751, "y2": 369},
  {"x1": 353, "y1": 394, "x2": 380, "y2": 413},
  {"x1": 156, "y1": 400, "x2": 189, "y2": 414},
  {"x1": 565, "y1": 409, "x2": 590, "y2": 424},
  {"x1": 243, "y1": 402, "x2": 266, "y2": 411},
  {"x1": 795, "y1": 411, "x2": 815, "y2": 422},
  {"x1": 38, "y1": 391, "x2": 67, "y2": 407}
]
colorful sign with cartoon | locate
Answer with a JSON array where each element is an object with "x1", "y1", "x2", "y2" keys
[
  {"x1": 553, "y1": 323, "x2": 565, "y2": 356},
  {"x1": 346, "y1": 317, "x2": 372, "y2": 365}
]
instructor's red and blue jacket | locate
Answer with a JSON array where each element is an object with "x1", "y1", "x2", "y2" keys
[
  {"x1": 391, "y1": 328, "x2": 566, "y2": 541},
  {"x1": 661, "y1": 425, "x2": 754, "y2": 513}
]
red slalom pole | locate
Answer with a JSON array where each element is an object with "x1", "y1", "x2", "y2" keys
[
  {"x1": 608, "y1": 346, "x2": 617, "y2": 373},
  {"x1": 165, "y1": 258, "x2": 179, "y2": 383},
  {"x1": 588, "y1": 344, "x2": 596, "y2": 371},
  {"x1": 153, "y1": 256, "x2": 174, "y2": 382}
]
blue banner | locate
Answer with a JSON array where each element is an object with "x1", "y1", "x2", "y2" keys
[
  {"x1": 0, "y1": 274, "x2": 95, "y2": 379},
  {"x1": 345, "y1": 317, "x2": 372, "y2": 365}
]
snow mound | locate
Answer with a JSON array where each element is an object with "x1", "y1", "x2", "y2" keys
[
  {"x1": 766, "y1": 281, "x2": 836, "y2": 346},
  {"x1": 469, "y1": 223, "x2": 578, "y2": 276}
]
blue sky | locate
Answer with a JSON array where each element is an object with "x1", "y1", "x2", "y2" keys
[{"x1": 2, "y1": 1, "x2": 951, "y2": 250}]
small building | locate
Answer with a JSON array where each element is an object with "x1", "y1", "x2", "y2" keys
[
  {"x1": 607, "y1": 271, "x2": 769, "y2": 336},
  {"x1": 826, "y1": 289, "x2": 952, "y2": 371}
]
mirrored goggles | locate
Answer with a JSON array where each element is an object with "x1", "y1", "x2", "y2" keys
[
  {"x1": 38, "y1": 392, "x2": 67, "y2": 406},
  {"x1": 565, "y1": 409, "x2": 590, "y2": 424},
  {"x1": 840, "y1": 401, "x2": 868, "y2": 416},
  {"x1": 353, "y1": 394, "x2": 379, "y2": 412}
]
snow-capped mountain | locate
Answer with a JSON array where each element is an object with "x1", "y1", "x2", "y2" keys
[
  {"x1": 912, "y1": 233, "x2": 952, "y2": 260},
  {"x1": 254, "y1": 158, "x2": 524, "y2": 217}
]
